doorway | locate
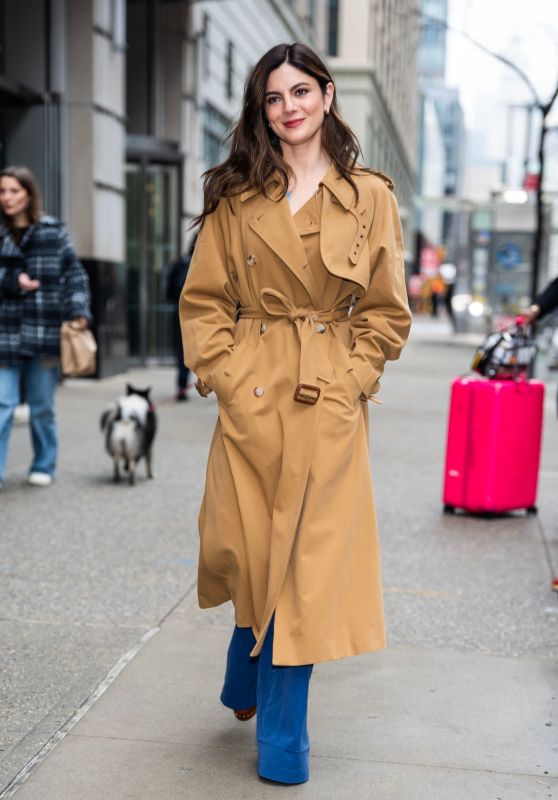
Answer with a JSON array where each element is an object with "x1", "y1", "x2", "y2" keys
[{"x1": 125, "y1": 159, "x2": 180, "y2": 362}]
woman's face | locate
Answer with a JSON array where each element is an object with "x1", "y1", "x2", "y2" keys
[
  {"x1": 0, "y1": 177, "x2": 30, "y2": 220},
  {"x1": 265, "y1": 63, "x2": 334, "y2": 149}
]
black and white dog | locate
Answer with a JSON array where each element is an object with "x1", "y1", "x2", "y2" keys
[{"x1": 100, "y1": 385, "x2": 157, "y2": 485}]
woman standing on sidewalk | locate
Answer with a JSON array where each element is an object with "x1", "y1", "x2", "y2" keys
[
  {"x1": 0, "y1": 166, "x2": 92, "y2": 489},
  {"x1": 180, "y1": 43, "x2": 411, "y2": 784}
]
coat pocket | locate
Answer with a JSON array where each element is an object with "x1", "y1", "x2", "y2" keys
[
  {"x1": 336, "y1": 342, "x2": 364, "y2": 407},
  {"x1": 211, "y1": 337, "x2": 256, "y2": 409}
]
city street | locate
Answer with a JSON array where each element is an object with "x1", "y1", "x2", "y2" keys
[{"x1": 1, "y1": 320, "x2": 558, "y2": 799}]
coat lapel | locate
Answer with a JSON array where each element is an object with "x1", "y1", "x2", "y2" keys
[
  {"x1": 246, "y1": 187, "x2": 320, "y2": 303},
  {"x1": 242, "y1": 165, "x2": 374, "y2": 301},
  {"x1": 0, "y1": 221, "x2": 37, "y2": 257},
  {"x1": 0, "y1": 224, "x2": 22, "y2": 258}
]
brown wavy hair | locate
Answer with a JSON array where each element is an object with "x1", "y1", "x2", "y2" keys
[
  {"x1": 0, "y1": 165, "x2": 43, "y2": 230},
  {"x1": 194, "y1": 42, "x2": 368, "y2": 226}
]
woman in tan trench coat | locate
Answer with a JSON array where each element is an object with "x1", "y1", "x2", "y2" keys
[{"x1": 180, "y1": 42, "x2": 411, "y2": 785}]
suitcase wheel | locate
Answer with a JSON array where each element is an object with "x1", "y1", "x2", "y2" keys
[
  {"x1": 443, "y1": 504, "x2": 456, "y2": 515},
  {"x1": 526, "y1": 506, "x2": 538, "y2": 516}
]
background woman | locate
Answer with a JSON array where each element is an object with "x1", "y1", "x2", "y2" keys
[
  {"x1": 0, "y1": 165, "x2": 92, "y2": 489},
  {"x1": 180, "y1": 43, "x2": 411, "y2": 784}
]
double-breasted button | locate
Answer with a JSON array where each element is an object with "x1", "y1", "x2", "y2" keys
[
  {"x1": 315, "y1": 323, "x2": 326, "y2": 333},
  {"x1": 254, "y1": 386, "x2": 264, "y2": 397},
  {"x1": 245, "y1": 254, "x2": 256, "y2": 266},
  {"x1": 260, "y1": 322, "x2": 267, "y2": 333}
]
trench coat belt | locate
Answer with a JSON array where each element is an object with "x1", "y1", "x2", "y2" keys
[{"x1": 239, "y1": 288, "x2": 350, "y2": 404}]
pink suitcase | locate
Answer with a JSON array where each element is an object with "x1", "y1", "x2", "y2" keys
[{"x1": 443, "y1": 377, "x2": 544, "y2": 514}]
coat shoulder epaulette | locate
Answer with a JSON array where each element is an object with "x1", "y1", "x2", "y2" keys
[{"x1": 369, "y1": 170, "x2": 395, "y2": 191}]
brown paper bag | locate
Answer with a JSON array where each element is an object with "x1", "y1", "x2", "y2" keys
[{"x1": 60, "y1": 321, "x2": 97, "y2": 376}]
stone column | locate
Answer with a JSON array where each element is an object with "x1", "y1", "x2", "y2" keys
[{"x1": 66, "y1": 0, "x2": 128, "y2": 376}]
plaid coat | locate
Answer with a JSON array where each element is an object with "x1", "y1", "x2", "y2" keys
[{"x1": 0, "y1": 217, "x2": 92, "y2": 366}]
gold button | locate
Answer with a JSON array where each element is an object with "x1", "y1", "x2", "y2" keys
[
  {"x1": 254, "y1": 386, "x2": 264, "y2": 397},
  {"x1": 246, "y1": 254, "x2": 256, "y2": 266},
  {"x1": 316, "y1": 323, "x2": 326, "y2": 333}
]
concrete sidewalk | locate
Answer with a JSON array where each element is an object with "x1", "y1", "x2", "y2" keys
[
  {"x1": 2, "y1": 327, "x2": 558, "y2": 799},
  {"x1": 5, "y1": 590, "x2": 556, "y2": 800}
]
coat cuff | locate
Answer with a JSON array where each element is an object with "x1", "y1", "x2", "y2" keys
[
  {"x1": 194, "y1": 351, "x2": 232, "y2": 398},
  {"x1": 349, "y1": 357, "x2": 383, "y2": 402},
  {"x1": 195, "y1": 378, "x2": 213, "y2": 397},
  {"x1": 66, "y1": 299, "x2": 92, "y2": 322}
]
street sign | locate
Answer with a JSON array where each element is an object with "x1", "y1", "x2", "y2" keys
[
  {"x1": 523, "y1": 172, "x2": 540, "y2": 192},
  {"x1": 495, "y1": 242, "x2": 523, "y2": 270}
]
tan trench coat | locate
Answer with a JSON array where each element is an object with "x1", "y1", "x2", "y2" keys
[{"x1": 180, "y1": 164, "x2": 411, "y2": 666}]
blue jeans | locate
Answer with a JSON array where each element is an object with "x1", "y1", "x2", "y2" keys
[
  {"x1": 220, "y1": 618, "x2": 313, "y2": 784},
  {"x1": 0, "y1": 360, "x2": 59, "y2": 480}
]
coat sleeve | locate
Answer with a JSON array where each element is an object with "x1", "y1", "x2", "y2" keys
[
  {"x1": 59, "y1": 229, "x2": 93, "y2": 321},
  {"x1": 348, "y1": 180, "x2": 412, "y2": 398},
  {"x1": 179, "y1": 199, "x2": 238, "y2": 395},
  {"x1": 0, "y1": 255, "x2": 24, "y2": 298},
  {"x1": 535, "y1": 276, "x2": 558, "y2": 318}
]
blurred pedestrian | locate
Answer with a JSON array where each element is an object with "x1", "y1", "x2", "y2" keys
[
  {"x1": 429, "y1": 274, "x2": 445, "y2": 317},
  {"x1": 440, "y1": 262, "x2": 457, "y2": 330},
  {"x1": 180, "y1": 43, "x2": 411, "y2": 784},
  {"x1": 524, "y1": 280, "x2": 558, "y2": 593},
  {"x1": 165, "y1": 234, "x2": 197, "y2": 400},
  {"x1": 0, "y1": 165, "x2": 92, "y2": 489}
]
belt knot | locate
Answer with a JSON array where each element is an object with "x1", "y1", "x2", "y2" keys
[{"x1": 237, "y1": 288, "x2": 350, "y2": 404}]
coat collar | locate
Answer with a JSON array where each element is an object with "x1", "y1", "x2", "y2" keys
[
  {"x1": 239, "y1": 173, "x2": 282, "y2": 204},
  {"x1": 0, "y1": 216, "x2": 50, "y2": 254},
  {"x1": 238, "y1": 163, "x2": 357, "y2": 210},
  {"x1": 242, "y1": 163, "x2": 371, "y2": 300},
  {"x1": 319, "y1": 163, "x2": 356, "y2": 210}
]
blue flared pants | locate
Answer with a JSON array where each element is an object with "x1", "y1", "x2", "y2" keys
[
  {"x1": 0, "y1": 360, "x2": 58, "y2": 481},
  {"x1": 220, "y1": 619, "x2": 313, "y2": 784}
]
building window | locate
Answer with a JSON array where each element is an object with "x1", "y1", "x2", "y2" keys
[
  {"x1": 225, "y1": 40, "x2": 234, "y2": 100},
  {"x1": 111, "y1": 0, "x2": 126, "y2": 51},
  {"x1": 203, "y1": 104, "x2": 230, "y2": 168},
  {"x1": 327, "y1": 0, "x2": 339, "y2": 56},
  {"x1": 126, "y1": 0, "x2": 156, "y2": 136},
  {"x1": 307, "y1": 0, "x2": 316, "y2": 34},
  {"x1": 202, "y1": 13, "x2": 210, "y2": 77}
]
